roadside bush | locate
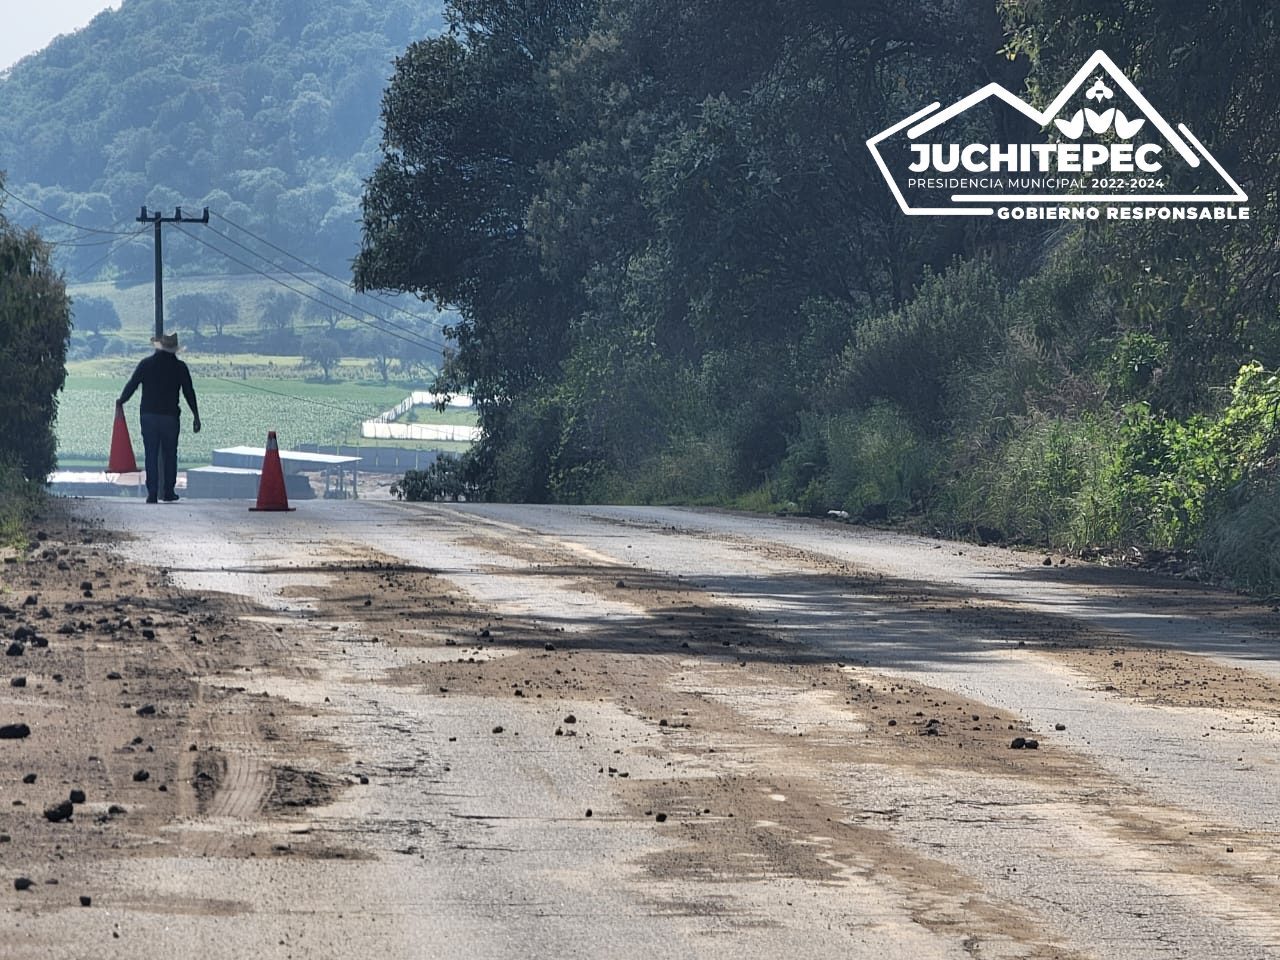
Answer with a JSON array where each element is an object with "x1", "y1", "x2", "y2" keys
[
  {"x1": 830, "y1": 259, "x2": 1004, "y2": 431},
  {"x1": 934, "y1": 363, "x2": 1280, "y2": 555},
  {"x1": 1101, "y1": 364, "x2": 1280, "y2": 549},
  {"x1": 391, "y1": 454, "x2": 479, "y2": 502},
  {"x1": 0, "y1": 461, "x2": 42, "y2": 545},
  {"x1": 777, "y1": 405, "x2": 937, "y2": 517},
  {"x1": 943, "y1": 414, "x2": 1114, "y2": 546},
  {"x1": 483, "y1": 399, "x2": 561, "y2": 503},
  {"x1": 617, "y1": 433, "x2": 737, "y2": 505},
  {"x1": 1100, "y1": 405, "x2": 1216, "y2": 549},
  {"x1": 1200, "y1": 483, "x2": 1280, "y2": 595},
  {"x1": 0, "y1": 196, "x2": 72, "y2": 480}
]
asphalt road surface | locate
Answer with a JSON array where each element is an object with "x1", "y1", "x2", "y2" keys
[{"x1": 4, "y1": 499, "x2": 1279, "y2": 959}]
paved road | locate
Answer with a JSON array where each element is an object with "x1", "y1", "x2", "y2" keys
[{"x1": 33, "y1": 499, "x2": 1280, "y2": 958}]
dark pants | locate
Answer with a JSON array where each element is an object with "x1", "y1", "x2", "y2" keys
[{"x1": 140, "y1": 413, "x2": 180, "y2": 500}]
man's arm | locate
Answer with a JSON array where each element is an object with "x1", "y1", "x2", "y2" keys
[
  {"x1": 180, "y1": 363, "x2": 201, "y2": 432},
  {"x1": 117, "y1": 358, "x2": 146, "y2": 407}
]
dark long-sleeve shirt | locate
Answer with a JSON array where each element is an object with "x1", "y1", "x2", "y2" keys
[{"x1": 119, "y1": 351, "x2": 199, "y2": 419}]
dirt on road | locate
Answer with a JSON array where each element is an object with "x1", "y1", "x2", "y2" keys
[{"x1": 3, "y1": 499, "x2": 1280, "y2": 959}]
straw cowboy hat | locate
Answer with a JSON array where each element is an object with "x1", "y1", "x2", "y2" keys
[{"x1": 151, "y1": 332, "x2": 181, "y2": 352}]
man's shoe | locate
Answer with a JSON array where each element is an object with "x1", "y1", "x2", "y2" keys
[
  {"x1": 145, "y1": 496, "x2": 158, "y2": 504},
  {"x1": 162, "y1": 494, "x2": 180, "y2": 502}
]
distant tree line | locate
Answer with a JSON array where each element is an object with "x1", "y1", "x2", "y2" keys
[{"x1": 67, "y1": 287, "x2": 444, "y2": 382}]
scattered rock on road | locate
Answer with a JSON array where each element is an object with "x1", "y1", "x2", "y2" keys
[{"x1": 44, "y1": 801, "x2": 74, "y2": 823}]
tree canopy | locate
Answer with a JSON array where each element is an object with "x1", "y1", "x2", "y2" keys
[
  {"x1": 0, "y1": 180, "x2": 71, "y2": 481},
  {"x1": 357, "y1": 0, "x2": 1280, "y2": 592}
]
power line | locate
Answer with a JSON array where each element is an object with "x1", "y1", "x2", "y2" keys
[
  {"x1": 172, "y1": 224, "x2": 445, "y2": 355},
  {"x1": 66, "y1": 228, "x2": 149, "y2": 282},
  {"x1": 0, "y1": 188, "x2": 454, "y2": 349},
  {"x1": 45, "y1": 234, "x2": 136, "y2": 249},
  {"x1": 210, "y1": 210, "x2": 447, "y2": 330},
  {"x1": 0, "y1": 184, "x2": 138, "y2": 237},
  {"x1": 199, "y1": 220, "x2": 451, "y2": 352},
  {"x1": 174, "y1": 224, "x2": 443, "y2": 354}
]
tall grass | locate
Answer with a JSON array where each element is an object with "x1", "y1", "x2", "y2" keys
[
  {"x1": 0, "y1": 464, "x2": 41, "y2": 547},
  {"x1": 947, "y1": 415, "x2": 1116, "y2": 547},
  {"x1": 1200, "y1": 486, "x2": 1280, "y2": 596}
]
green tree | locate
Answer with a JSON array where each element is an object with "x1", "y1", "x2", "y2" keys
[
  {"x1": 356, "y1": 0, "x2": 598, "y2": 498},
  {"x1": 0, "y1": 185, "x2": 72, "y2": 480},
  {"x1": 257, "y1": 290, "x2": 301, "y2": 352},
  {"x1": 301, "y1": 333, "x2": 341, "y2": 381},
  {"x1": 171, "y1": 292, "x2": 238, "y2": 339},
  {"x1": 358, "y1": 0, "x2": 1012, "y2": 497},
  {"x1": 72, "y1": 295, "x2": 121, "y2": 345},
  {"x1": 302, "y1": 298, "x2": 344, "y2": 334},
  {"x1": 357, "y1": 328, "x2": 396, "y2": 384},
  {"x1": 1002, "y1": 1, "x2": 1280, "y2": 412}
]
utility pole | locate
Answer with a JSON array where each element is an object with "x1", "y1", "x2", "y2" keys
[{"x1": 136, "y1": 206, "x2": 209, "y2": 340}]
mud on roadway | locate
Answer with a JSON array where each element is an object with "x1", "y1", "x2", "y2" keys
[{"x1": 2, "y1": 499, "x2": 1279, "y2": 959}]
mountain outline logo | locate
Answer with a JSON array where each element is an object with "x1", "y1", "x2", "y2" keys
[{"x1": 867, "y1": 50, "x2": 1247, "y2": 218}]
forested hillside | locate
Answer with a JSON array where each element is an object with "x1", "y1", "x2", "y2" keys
[
  {"x1": 0, "y1": 0, "x2": 443, "y2": 280},
  {"x1": 359, "y1": 1, "x2": 1280, "y2": 591}
]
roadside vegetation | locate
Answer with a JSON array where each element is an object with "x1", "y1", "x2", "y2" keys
[
  {"x1": 0, "y1": 179, "x2": 70, "y2": 541},
  {"x1": 357, "y1": 1, "x2": 1280, "y2": 592}
]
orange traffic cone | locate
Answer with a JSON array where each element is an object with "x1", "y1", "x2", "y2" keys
[
  {"x1": 249, "y1": 431, "x2": 295, "y2": 512},
  {"x1": 108, "y1": 406, "x2": 138, "y2": 473}
]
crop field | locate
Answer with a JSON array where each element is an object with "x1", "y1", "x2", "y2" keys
[{"x1": 56, "y1": 373, "x2": 432, "y2": 466}]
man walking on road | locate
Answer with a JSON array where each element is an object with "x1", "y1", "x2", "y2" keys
[{"x1": 116, "y1": 331, "x2": 201, "y2": 503}]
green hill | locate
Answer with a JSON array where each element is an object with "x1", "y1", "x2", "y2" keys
[{"x1": 0, "y1": 0, "x2": 444, "y2": 282}]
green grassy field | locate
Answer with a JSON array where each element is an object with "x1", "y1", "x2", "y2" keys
[{"x1": 57, "y1": 367, "x2": 475, "y2": 467}]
